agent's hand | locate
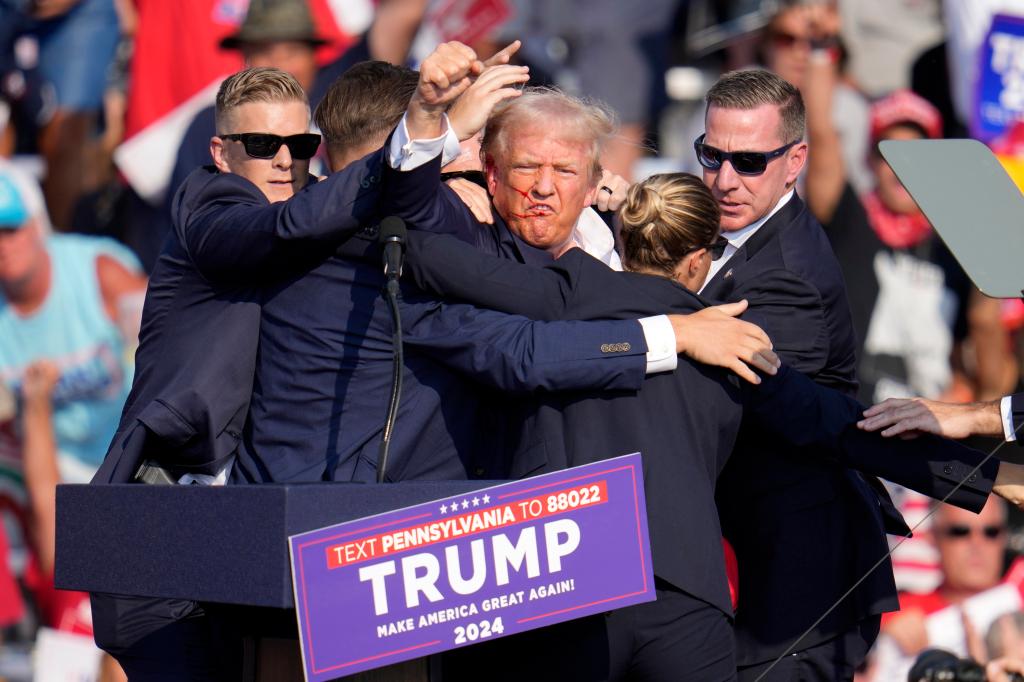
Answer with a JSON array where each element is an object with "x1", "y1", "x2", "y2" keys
[
  {"x1": 669, "y1": 300, "x2": 780, "y2": 385},
  {"x1": 593, "y1": 170, "x2": 629, "y2": 212},
  {"x1": 448, "y1": 63, "x2": 529, "y2": 141},
  {"x1": 446, "y1": 178, "x2": 493, "y2": 224},
  {"x1": 995, "y1": 462, "x2": 1024, "y2": 510},
  {"x1": 858, "y1": 398, "x2": 1003, "y2": 439},
  {"x1": 407, "y1": 42, "x2": 484, "y2": 139}
]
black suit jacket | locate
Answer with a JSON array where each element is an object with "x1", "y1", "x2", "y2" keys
[
  {"x1": 93, "y1": 157, "x2": 384, "y2": 484},
  {"x1": 401, "y1": 230, "x2": 997, "y2": 621},
  {"x1": 703, "y1": 193, "x2": 908, "y2": 663}
]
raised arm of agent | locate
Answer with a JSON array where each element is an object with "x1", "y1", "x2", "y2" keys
[{"x1": 174, "y1": 148, "x2": 384, "y2": 281}]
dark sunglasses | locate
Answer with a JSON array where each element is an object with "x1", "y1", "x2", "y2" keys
[
  {"x1": 769, "y1": 30, "x2": 839, "y2": 51},
  {"x1": 220, "y1": 132, "x2": 321, "y2": 160},
  {"x1": 706, "y1": 236, "x2": 729, "y2": 261},
  {"x1": 937, "y1": 524, "x2": 1005, "y2": 540},
  {"x1": 694, "y1": 133, "x2": 801, "y2": 176},
  {"x1": 684, "y1": 235, "x2": 729, "y2": 261}
]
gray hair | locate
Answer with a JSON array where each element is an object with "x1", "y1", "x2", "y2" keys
[
  {"x1": 480, "y1": 86, "x2": 618, "y2": 180},
  {"x1": 705, "y1": 69, "x2": 805, "y2": 144}
]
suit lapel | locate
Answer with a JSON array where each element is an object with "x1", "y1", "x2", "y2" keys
[{"x1": 702, "y1": 193, "x2": 806, "y2": 300}]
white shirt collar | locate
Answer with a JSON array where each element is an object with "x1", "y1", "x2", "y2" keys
[
  {"x1": 723, "y1": 189, "x2": 794, "y2": 250},
  {"x1": 700, "y1": 189, "x2": 795, "y2": 291},
  {"x1": 567, "y1": 207, "x2": 623, "y2": 271}
]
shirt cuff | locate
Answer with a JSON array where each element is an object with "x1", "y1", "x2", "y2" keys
[
  {"x1": 387, "y1": 112, "x2": 461, "y2": 170},
  {"x1": 639, "y1": 315, "x2": 677, "y2": 375},
  {"x1": 1001, "y1": 395, "x2": 1017, "y2": 442},
  {"x1": 178, "y1": 457, "x2": 233, "y2": 486}
]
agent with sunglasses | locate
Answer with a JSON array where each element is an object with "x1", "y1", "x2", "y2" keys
[
  {"x1": 89, "y1": 65, "x2": 430, "y2": 680},
  {"x1": 687, "y1": 68, "x2": 907, "y2": 681}
]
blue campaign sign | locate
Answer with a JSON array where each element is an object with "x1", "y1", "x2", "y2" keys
[
  {"x1": 973, "y1": 13, "x2": 1024, "y2": 143},
  {"x1": 288, "y1": 453, "x2": 655, "y2": 681}
]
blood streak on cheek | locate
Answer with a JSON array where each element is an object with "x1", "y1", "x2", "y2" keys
[{"x1": 506, "y1": 181, "x2": 536, "y2": 219}]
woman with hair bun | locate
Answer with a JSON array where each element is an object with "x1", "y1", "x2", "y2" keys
[{"x1": 618, "y1": 173, "x2": 727, "y2": 291}]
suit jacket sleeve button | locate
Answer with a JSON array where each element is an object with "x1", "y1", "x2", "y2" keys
[
  {"x1": 943, "y1": 465, "x2": 953, "y2": 475},
  {"x1": 968, "y1": 474, "x2": 977, "y2": 483}
]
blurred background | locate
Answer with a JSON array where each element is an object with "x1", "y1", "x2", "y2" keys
[{"x1": 3, "y1": 0, "x2": 1024, "y2": 679}]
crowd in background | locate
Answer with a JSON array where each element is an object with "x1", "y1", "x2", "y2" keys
[{"x1": 2, "y1": 0, "x2": 1024, "y2": 679}]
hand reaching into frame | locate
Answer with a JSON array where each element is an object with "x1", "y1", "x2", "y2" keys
[
  {"x1": 858, "y1": 398, "x2": 1003, "y2": 440},
  {"x1": 593, "y1": 170, "x2": 629, "y2": 213}
]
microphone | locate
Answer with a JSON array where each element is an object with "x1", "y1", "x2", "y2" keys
[
  {"x1": 377, "y1": 217, "x2": 407, "y2": 483},
  {"x1": 380, "y1": 216, "x2": 407, "y2": 290}
]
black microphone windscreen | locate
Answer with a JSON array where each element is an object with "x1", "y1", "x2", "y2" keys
[{"x1": 379, "y1": 216, "x2": 407, "y2": 243}]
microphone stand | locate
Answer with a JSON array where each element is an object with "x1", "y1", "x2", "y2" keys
[{"x1": 377, "y1": 218, "x2": 406, "y2": 483}]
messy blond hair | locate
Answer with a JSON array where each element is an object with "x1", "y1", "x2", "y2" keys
[{"x1": 215, "y1": 66, "x2": 308, "y2": 132}]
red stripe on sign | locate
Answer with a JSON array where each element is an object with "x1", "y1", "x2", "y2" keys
[{"x1": 325, "y1": 481, "x2": 609, "y2": 569}]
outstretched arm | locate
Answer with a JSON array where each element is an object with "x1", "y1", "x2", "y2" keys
[
  {"x1": 177, "y1": 149, "x2": 383, "y2": 281},
  {"x1": 401, "y1": 296, "x2": 649, "y2": 392},
  {"x1": 380, "y1": 45, "x2": 528, "y2": 239},
  {"x1": 745, "y1": 365, "x2": 1011, "y2": 513}
]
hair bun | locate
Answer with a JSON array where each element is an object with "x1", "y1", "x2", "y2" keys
[{"x1": 623, "y1": 183, "x2": 666, "y2": 232}]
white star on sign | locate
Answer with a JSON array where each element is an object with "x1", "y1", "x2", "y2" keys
[
  {"x1": 482, "y1": 494, "x2": 490, "y2": 504},
  {"x1": 472, "y1": 497, "x2": 480, "y2": 507},
  {"x1": 461, "y1": 499, "x2": 470, "y2": 510},
  {"x1": 440, "y1": 504, "x2": 448, "y2": 514}
]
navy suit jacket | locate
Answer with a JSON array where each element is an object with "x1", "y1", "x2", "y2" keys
[
  {"x1": 233, "y1": 223, "x2": 650, "y2": 484},
  {"x1": 703, "y1": 193, "x2": 909, "y2": 663},
  {"x1": 398, "y1": 233, "x2": 996, "y2": 618},
  {"x1": 93, "y1": 155, "x2": 383, "y2": 484}
]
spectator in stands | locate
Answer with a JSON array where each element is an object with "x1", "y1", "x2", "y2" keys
[
  {"x1": 807, "y1": 85, "x2": 1015, "y2": 405},
  {"x1": 0, "y1": 162, "x2": 146, "y2": 485},
  {"x1": 0, "y1": 162, "x2": 142, "y2": 678},
  {"x1": 759, "y1": 0, "x2": 871, "y2": 193},
  {"x1": 19, "y1": 0, "x2": 121, "y2": 229},
  {"x1": 169, "y1": 0, "x2": 429, "y2": 199},
  {"x1": 881, "y1": 498, "x2": 1009, "y2": 656}
]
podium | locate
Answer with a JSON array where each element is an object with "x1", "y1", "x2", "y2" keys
[{"x1": 55, "y1": 481, "x2": 494, "y2": 681}]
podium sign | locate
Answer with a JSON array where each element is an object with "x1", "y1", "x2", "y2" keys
[{"x1": 289, "y1": 453, "x2": 654, "y2": 680}]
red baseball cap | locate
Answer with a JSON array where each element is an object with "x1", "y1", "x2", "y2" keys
[{"x1": 870, "y1": 89, "x2": 943, "y2": 142}]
